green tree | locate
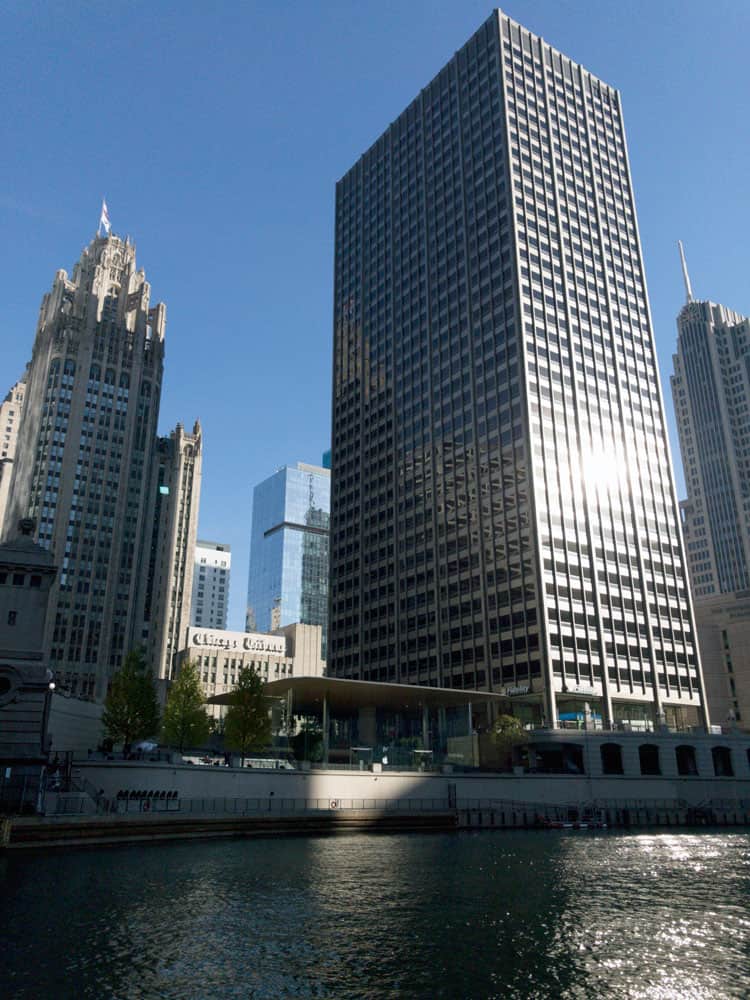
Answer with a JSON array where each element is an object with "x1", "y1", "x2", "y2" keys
[
  {"x1": 492, "y1": 714, "x2": 526, "y2": 771},
  {"x1": 223, "y1": 667, "x2": 271, "y2": 765},
  {"x1": 102, "y1": 648, "x2": 161, "y2": 750},
  {"x1": 161, "y1": 661, "x2": 210, "y2": 753}
]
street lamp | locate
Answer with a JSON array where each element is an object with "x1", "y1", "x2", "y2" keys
[{"x1": 41, "y1": 671, "x2": 56, "y2": 755}]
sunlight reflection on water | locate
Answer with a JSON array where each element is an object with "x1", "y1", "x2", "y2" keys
[{"x1": 1, "y1": 830, "x2": 749, "y2": 999}]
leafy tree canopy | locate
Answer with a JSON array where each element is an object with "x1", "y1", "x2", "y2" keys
[
  {"x1": 223, "y1": 667, "x2": 271, "y2": 763},
  {"x1": 491, "y1": 714, "x2": 527, "y2": 770},
  {"x1": 493, "y1": 714, "x2": 526, "y2": 742},
  {"x1": 102, "y1": 648, "x2": 161, "y2": 749},
  {"x1": 162, "y1": 661, "x2": 210, "y2": 752}
]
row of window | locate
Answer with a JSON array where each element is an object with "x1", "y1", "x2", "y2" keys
[
  {"x1": 598, "y1": 742, "x2": 739, "y2": 778},
  {"x1": 0, "y1": 572, "x2": 43, "y2": 588}
]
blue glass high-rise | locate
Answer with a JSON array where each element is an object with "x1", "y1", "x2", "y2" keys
[{"x1": 246, "y1": 463, "x2": 330, "y2": 658}]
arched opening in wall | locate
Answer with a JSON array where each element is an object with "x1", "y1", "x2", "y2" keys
[
  {"x1": 600, "y1": 742, "x2": 623, "y2": 775},
  {"x1": 639, "y1": 743, "x2": 661, "y2": 776},
  {"x1": 529, "y1": 742, "x2": 584, "y2": 774},
  {"x1": 675, "y1": 745, "x2": 698, "y2": 776},
  {"x1": 712, "y1": 746, "x2": 733, "y2": 777}
]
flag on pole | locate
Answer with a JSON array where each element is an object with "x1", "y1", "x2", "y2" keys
[{"x1": 99, "y1": 199, "x2": 111, "y2": 236}]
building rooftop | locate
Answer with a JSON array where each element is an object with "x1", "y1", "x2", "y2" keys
[
  {"x1": 0, "y1": 520, "x2": 56, "y2": 571},
  {"x1": 208, "y1": 675, "x2": 505, "y2": 713}
]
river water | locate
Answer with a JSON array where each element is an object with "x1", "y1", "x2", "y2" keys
[{"x1": 2, "y1": 830, "x2": 749, "y2": 999}]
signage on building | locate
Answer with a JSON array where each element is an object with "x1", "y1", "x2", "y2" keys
[
  {"x1": 186, "y1": 627, "x2": 285, "y2": 657},
  {"x1": 565, "y1": 683, "x2": 597, "y2": 697},
  {"x1": 501, "y1": 684, "x2": 531, "y2": 697}
]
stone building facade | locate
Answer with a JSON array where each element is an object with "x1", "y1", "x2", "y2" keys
[
  {"x1": 175, "y1": 623, "x2": 325, "y2": 719},
  {"x1": 671, "y1": 264, "x2": 750, "y2": 727},
  {"x1": 136, "y1": 422, "x2": 203, "y2": 682},
  {"x1": 0, "y1": 377, "x2": 27, "y2": 545},
  {"x1": 0, "y1": 519, "x2": 57, "y2": 811},
  {"x1": 691, "y1": 594, "x2": 750, "y2": 727},
  {"x1": 2, "y1": 231, "x2": 200, "y2": 700}
]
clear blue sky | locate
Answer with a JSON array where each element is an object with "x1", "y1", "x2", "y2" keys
[{"x1": 1, "y1": 1, "x2": 748, "y2": 630}]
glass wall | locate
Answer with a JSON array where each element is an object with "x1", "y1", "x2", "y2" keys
[{"x1": 246, "y1": 464, "x2": 330, "y2": 657}]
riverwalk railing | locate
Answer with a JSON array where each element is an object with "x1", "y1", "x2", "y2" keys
[
  {"x1": 47, "y1": 794, "x2": 97, "y2": 816},
  {"x1": 126, "y1": 796, "x2": 453, "y2": 815},
  {"x1": 456, "y1": 796, "x2": 750, "y2": 828}
]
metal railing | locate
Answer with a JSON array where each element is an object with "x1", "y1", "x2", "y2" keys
[
  {"x1": 47, "y1": 794, "x2": 97, "y2": 816},
  {"x1": 43, "y1": 794, "x2": 456, "y2": 818},
  {"x1": 177, "y1": 796, "x2": 452, "y2": 815},
  {"x1": 311, "y1": 762, "x2": 444, "y2": 773}
]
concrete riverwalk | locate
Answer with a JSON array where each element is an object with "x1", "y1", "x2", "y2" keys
[
  {"x1": 4, "y1": 797, "x2": 749, "y2": 850},
  {"x1": 2, "y1": 807, "x2": 457, "y2": 850},
  {"x1": 3, "y1": 742, "x2": 750, "y2": 849}
]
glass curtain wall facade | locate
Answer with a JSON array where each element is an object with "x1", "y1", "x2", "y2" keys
[
  {"x1": 329, "y1": 10, "x2": 706, "y2": 729},
  {"x1": 246, "y1": 463, "x2": 330, "y2": 658}
]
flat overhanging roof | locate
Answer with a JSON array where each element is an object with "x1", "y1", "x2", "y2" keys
[{"x1": 207, "y1": 675, "x2": 506, "y2": 714}]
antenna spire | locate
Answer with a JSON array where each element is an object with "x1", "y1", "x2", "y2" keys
[
  {"x1": 98, "y1": 199, "x2": 111, "y2": 238},
  {"x1": 678, "y1": 240, "x2": 694, "y2": 304}
]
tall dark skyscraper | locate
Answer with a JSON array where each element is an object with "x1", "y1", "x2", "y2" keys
[{"x1": 329, "y1": 10, "x2": 707, "y2": 730}]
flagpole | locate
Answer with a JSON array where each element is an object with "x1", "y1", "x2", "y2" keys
[{"x1": 98, "y1": 198, "x2": 111, "y2": 238}]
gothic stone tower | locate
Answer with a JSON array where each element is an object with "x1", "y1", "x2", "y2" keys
[{"x1": 4, "y1": 234, "x2": 165, "y2": 699}]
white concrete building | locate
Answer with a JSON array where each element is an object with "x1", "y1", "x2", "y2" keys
[
  {"x1": 0, "y1": 376, "x2": 26, "y2": 538},
  {"x1": 175, "y1": 622, "x2": 325, "y2": 719},
  {"x1": 191, "y1": 540, "x2": 230, "y2": 630},
  {"x1": 691, "y1": 593, "x2": 750, "y2": 728},
  {"x1": 671, "y1": 253, "x2": 750, "y2": 728}
]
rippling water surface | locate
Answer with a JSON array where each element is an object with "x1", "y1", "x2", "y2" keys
[{"x1": 1, "y1": 830, "x2": 749, "y2": 999}]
